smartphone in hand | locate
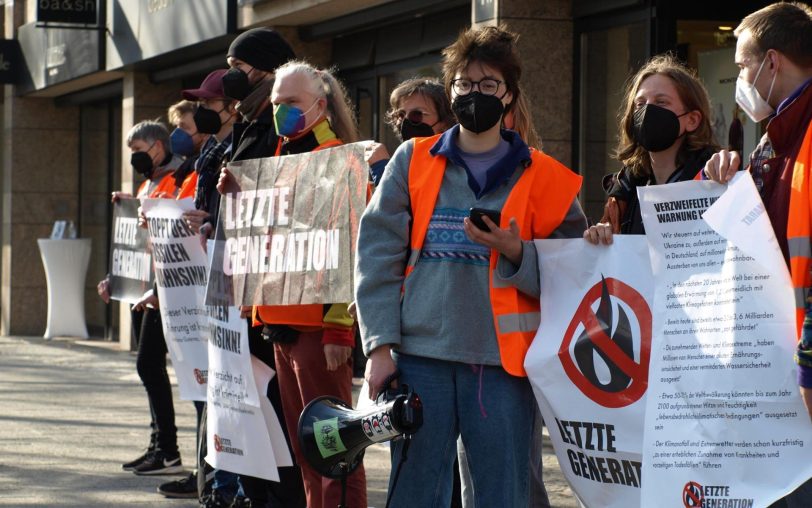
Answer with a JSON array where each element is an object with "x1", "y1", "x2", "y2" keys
[{"x1": 469, "y1": 207, "x2": 501, "y2": 232}]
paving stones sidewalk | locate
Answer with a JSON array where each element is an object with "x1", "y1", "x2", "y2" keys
[{"x1": 0, "y1": 335, "x2": 576, "y2": 507}]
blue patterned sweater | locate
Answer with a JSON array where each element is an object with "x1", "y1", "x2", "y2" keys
[{"x1": 355, "y1": 127, "x2": 586, "y2": 366}]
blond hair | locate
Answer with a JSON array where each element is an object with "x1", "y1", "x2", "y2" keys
[
  {"x1": 274, "y1": 61, "x2": 360, "y2": 143},
  {"x1": 167, "y1": 100, "x2": 196, "y2": 127}
]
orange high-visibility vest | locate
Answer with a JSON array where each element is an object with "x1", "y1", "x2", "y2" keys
[
  {"x1": 177, "y1": 171, "x2": 198, "y2": 200},
  {"x1": 406, "y1": 134, "x2": 583, "y2": 377},
  {"x1": 137, "y1": 171, "x2": 179, "y2": 199},
  {"x1": 256, "y1": 137, "x2": 346, "y2": 327},
  {"x1": 787, "y1": 121, "x2": 812, "y2": 336}
]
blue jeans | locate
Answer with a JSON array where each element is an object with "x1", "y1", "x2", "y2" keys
[
  {"x1": 388, "y1": 353, "x2": 533, "y2": 508},
  {"x1": 212, "y1": 469, "x2": 241, "y2": 497}
]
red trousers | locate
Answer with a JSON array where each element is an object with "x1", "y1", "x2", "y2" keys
[{"x1": 274, "y1": 331, "x2": 367, "y2": 508}]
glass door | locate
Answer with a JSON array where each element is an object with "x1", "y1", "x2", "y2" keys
[{"x1": 575, "y1": 10, "x2": 651, "y2": 222}]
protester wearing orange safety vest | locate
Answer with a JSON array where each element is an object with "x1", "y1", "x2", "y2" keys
[
  {"x1": 96, "y1": 120, "x2": 187, "y2": 479},
  {"x1": 702, "y1": 4, "x2": 812, "y2": 503},
  {"x1": 248, "y1": 61, "x2": 367, "y2": 508},
  {"x1": 355, "y1": 26, "x2": 586, "y2": 507}
]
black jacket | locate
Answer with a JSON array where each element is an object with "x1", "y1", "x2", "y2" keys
[
  {"x1": 604, "y1": 146, "x2": 716, "y2": 234},
  {"x1": 230, "y1": 106, "x2": 280, "y2": 162}
]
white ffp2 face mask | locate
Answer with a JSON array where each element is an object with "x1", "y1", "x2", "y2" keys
[{"x1": 735, "y1": 56, "x2": 776, "y2": 123}]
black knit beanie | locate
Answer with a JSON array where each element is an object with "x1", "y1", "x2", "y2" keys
[{"x1": 227, "y1": 27, "x2": 295, "y2": 72}]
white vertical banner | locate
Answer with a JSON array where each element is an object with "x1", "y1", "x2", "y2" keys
[
  {"x1": 204, "y1": 240, "x2": 291, "y2": 481},
  {"x1": 205, "y1": 353, "x2": 292, "y2": 481},
  {"x1": 637, "y1": 173, "x2": 812, "y2": 507},
  {"x1": 141, "y1": 198, "x2": 209, "y2": 401},
  {"x1": 526, "y1": 237, "x2": 653, "y2": 507}
]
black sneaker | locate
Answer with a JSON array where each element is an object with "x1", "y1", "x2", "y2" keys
[
  {"x1": 132, "y1": 450, "x2": 183, "y2": 475},
  {"x1": 121, "y1": 450, "x2": 154, "y2": 471},
  {"x1": 201, "y1": 490, "x2": 232, "y2": 508},
  {"x1": 157, "y1": 471, "x2": 197, "y2": 498}
]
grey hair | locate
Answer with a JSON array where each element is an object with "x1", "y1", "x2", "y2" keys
[
  {"x1": 274, "y1": 60, "x2": 360, "y2": 143},
  {"x1": 126, "y1": 120, "x2": 170, "y2": 149}
]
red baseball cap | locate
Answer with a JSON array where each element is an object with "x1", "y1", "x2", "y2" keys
[{"x1": 181, "y1": 69, "x2": 229, "y2": 100}]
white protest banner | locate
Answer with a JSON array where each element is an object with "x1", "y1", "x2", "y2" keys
[
  {"x1": 141, "y1": 198, "x2": 209, "y2": 401},
  {"x1": 206, "y1": 354, "x2": 292, "y2": 481},
  {"x1": 205, "y1": 304, "x2": 259, "y2": 407},
  {"x1": 526, "y1": 237, "x2": 652, "y2": 507},
  {"x1": 109, "y1": 198, "x2": 153, "y2": 302},
  {"x1": 638, "y1": 174, "x2": 812, "y2": 507},
  {"x1": 218, "y1": 142, "x2": 368, "y2": 306},
  {"x1": 204, "y1": 238, "x2": 291, "y2": 481}
]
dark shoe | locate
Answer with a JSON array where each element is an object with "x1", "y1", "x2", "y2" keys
[
  {"x1": 229, "y1": 496, "x2": 251, "y2": 508},
  {"x1": 201, "y1": 490, "x2": 232, "y2": 508},
  {"x1": 121, "y1": 450, "x2": 154, "y2": 471},
  {"x1": 132, "y1": 450, "x2": 183, "y2": 475},
  {"x1": 157, "y1": 471, "x2": 198, "y2": 498}
]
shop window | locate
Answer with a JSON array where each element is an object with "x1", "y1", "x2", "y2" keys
[{"x1": 678, "y1": 20, "x2": 760, "y2": 166}]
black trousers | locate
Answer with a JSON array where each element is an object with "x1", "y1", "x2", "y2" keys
[{"x1": 134, "y1": 307, "x2": 178, "y2": 455}]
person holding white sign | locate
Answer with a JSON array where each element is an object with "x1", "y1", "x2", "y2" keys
[
  {"x1": 699, "y1": 3, "x2": 812, "y2": 506},
  {"x1": 702, "y1": 2, "x2": 812, "y2": 421},
  {"x1": 584, "y1": 54, "x2": 719, "y2": 244},
  {"x1": 117, "y1": 121, "x2": 187, "y2": 476},
  {"x1": 356, "y1": 25, "x2": 586, "y2": 507}
]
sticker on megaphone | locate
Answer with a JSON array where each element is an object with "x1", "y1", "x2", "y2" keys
[{"x1": 298, "y1": 381, "x2": 423, "y2": 479}]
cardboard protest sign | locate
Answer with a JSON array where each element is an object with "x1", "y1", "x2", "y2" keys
[
  {"x1": 142, "y1": 198, "x2": 209, "y2": 401},
  {"x1": 109, "y1": 198, "x2": 153, "y2": 302},
  {"x1": 527, "y1": 237, "x2": 652, "y2": 507},
  {"x1": 215, "y1": 142, "x2": 367, "y2": 306},
  {"x1": 637, "y1": 174, "x2": 812, "y2": 507}
]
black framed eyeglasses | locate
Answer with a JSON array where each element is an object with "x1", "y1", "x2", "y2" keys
[{"x1": 451, "y1": 78, "x2": 503, "y2": 96}]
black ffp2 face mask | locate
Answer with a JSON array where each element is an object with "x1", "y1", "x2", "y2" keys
[
  {"x1": 194, "y1": 106, "x2": 223, "y2": 135},
  {"x1": 632, "y1": 104, "x2": 688, "y2": 153},
  {"x1": 131, "y1": 151, "x2": 154, "y2": 179},
  {"x1": 451, "y1": 92, "x2": 505, "y2": 134},
  {"x1": 399, "y1": 119, "x2": 436, "y2": 141},
  {"x1": 221, "y1": 67, "x2": 253, "y2": 101}
]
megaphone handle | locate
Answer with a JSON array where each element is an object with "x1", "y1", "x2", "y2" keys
[
  {"x1": 339, "y1": 468, "x2": 347, "y2": 508},
  {"x1": 378, "y1": 369, "x2": 401, "y2": 402}
]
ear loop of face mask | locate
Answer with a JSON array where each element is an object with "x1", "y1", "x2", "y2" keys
[
  {"x1": 296, "y1": 98, "x2": 324, "y2": 135},
  {"x1": 144, "y1": 141, "x2": 157, "y2": 161},
  {"x1": 751, "y1": 55, "x2": 777, "y2": 104},
  {"x1": 212, "y1": 103, "x2": 236, "y2": 122}
]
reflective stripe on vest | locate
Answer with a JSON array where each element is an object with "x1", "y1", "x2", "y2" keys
[
  {"x1": 256, "y1": 137, "x2": 345, "y2": 327},
  {"x1": 406, "y1": 135, "x2": 583, "y2": 376},
  {"x1": 787, "y1": 121, "x2": 812, "y2": 337},
  {"x1": 498, "y1": 311, "x2": 541, "y2": 334}
]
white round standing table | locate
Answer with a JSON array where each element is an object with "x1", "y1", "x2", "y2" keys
[{"x1": 37, "y1": 238, "x2": 92, "y2": 339}]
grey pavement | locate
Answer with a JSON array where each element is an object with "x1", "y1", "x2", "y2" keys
[{"x1": 0, "y1": 335, "x2": 577, "y2": 507}]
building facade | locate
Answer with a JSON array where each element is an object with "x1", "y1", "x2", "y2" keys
[{"x1": 0, "y1": 0, "x2": 772, "y2": 346}]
